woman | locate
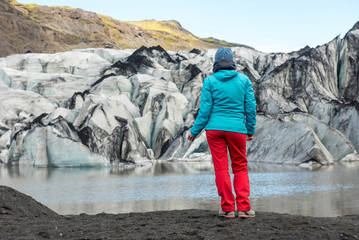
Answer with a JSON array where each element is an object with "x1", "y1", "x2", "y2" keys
[{"x1": 187, "y1": 47, "x2": 256, "y2": 218}]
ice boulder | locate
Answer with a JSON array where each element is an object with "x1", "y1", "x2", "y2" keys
[
  {"x1": 7, "y1": 117, "x2": 109, "y2": 167},
  {"x1": 247, "y1": 116, "x2": 334, "y2": 165}
]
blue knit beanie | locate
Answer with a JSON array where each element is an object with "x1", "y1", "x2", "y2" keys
[
  {"x1": 213, "y1": 47, "x2": 236, "y2": 73},
  {"x1": 214, "y1": 47, "x2": 234, "y2": 63}
]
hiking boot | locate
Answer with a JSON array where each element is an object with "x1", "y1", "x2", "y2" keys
[
  {"x1": 218, "y1": 209, "x2": 235, "y2": 218},
  {"x1": 237, "y1": 209, "x2": 255, "y2": 218}
]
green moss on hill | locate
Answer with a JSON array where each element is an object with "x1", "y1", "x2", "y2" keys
[{"x1": 1, "y1": 0, "x2": 253, "y2": 57}]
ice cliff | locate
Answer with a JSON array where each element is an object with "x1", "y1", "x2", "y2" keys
[{"x1": 1, "y1": 23, "x2": 359, "y2": 167}]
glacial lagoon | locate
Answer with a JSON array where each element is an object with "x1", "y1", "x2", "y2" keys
[{"x1": 1, "y1": 161, "x2": 358, "y2": 217}]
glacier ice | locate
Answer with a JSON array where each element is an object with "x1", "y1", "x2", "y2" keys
[{"x1": 1, "y1": 25, "x2": 359, "y2": 167}]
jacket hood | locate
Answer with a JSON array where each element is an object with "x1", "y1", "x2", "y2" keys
[
  {"x1": 213, "y1": 59, "x2": 236, "y2": 73},
  {"x1": 213, "y1": 70, "x2": 238, "y2": 82}
]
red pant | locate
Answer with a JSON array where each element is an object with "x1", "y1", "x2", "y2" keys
[{"x1": 206, "y1": 130, "x2": 250, "y2": 212}]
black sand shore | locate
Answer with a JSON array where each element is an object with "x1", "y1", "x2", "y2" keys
[{"x1": 1, "y1": 186, "x2": 358, "y2": 240}]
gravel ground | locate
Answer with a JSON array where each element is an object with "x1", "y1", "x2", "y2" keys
[{"x1": 1, "y1": 186, "x2": 358, "y2": 240}]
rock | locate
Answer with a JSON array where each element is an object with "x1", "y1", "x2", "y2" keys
[
  {"x1": 105, "y1": 60, "x2": 137, "y2": 76},
  {"x1": 189, "y1": 48, "x2": 201, "y2": 55},
  {"x1": 0, "y1": 186, "x2": 59, "y2": 217}
]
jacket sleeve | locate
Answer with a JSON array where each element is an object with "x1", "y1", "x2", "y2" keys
[
  {"x1": 190, "y1": 78, "x2": 213, "y2": 138},
  {"x1": 244, "y1": 78, "x2": 256, "y2": 135}
]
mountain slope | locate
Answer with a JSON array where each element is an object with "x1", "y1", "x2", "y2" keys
[{"x1": 0, "y1": 0, "x2": 250, "y2": 57}]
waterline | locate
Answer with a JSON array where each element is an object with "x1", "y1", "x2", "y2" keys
[{"x1": 1, "y1": 162, "x2": 358, "y2": 217}]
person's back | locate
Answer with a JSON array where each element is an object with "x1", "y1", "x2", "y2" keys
[
  {"x1": 205, "y1": 70, "x2": 255, "y2": 135},
  {"x1": 188, "y1": 47, "x2": 256, "y2": 218}
]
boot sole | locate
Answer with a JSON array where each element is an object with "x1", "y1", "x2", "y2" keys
[
  {"x1": 238, "y1": 215, "x2": 255, "y2": 218},
  {"x1": 219, "y1": 214, "x2": 236, "y2": 218}
]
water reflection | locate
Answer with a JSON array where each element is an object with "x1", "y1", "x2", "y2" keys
[
  {"x1": 0, "y1": 162, "x2": 358, "y2": 217},
  {"x1": 249, "y1": 162, "x2": 359, "y2": 217}
]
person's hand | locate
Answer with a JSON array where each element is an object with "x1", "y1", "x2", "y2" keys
[
  {"x1": 187, "y1": 129, "x2": 195, "y2": 142},
  {"x1": 246, "y1": 134, "x2": 254, "y2": 141}
]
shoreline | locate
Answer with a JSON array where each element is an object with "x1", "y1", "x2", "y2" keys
[
  {"x1": 1, "y1": 186, "x2": 358, "y2": 239},
  {"x1": 1, "y1": 209, "x2": 358, "y2": 240}
]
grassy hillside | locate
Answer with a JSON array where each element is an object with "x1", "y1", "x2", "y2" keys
[{"x1": 0, "y1": 0, "x2": 251, "y2": 57}]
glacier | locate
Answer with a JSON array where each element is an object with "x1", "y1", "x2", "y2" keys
[{"x1": 1, "y1": 23, "x2": 359, "y2": 167}]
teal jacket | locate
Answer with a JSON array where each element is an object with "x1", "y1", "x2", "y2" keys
[{"x1": 190, "y1": 70, "x2": 256, "y2": 137}]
